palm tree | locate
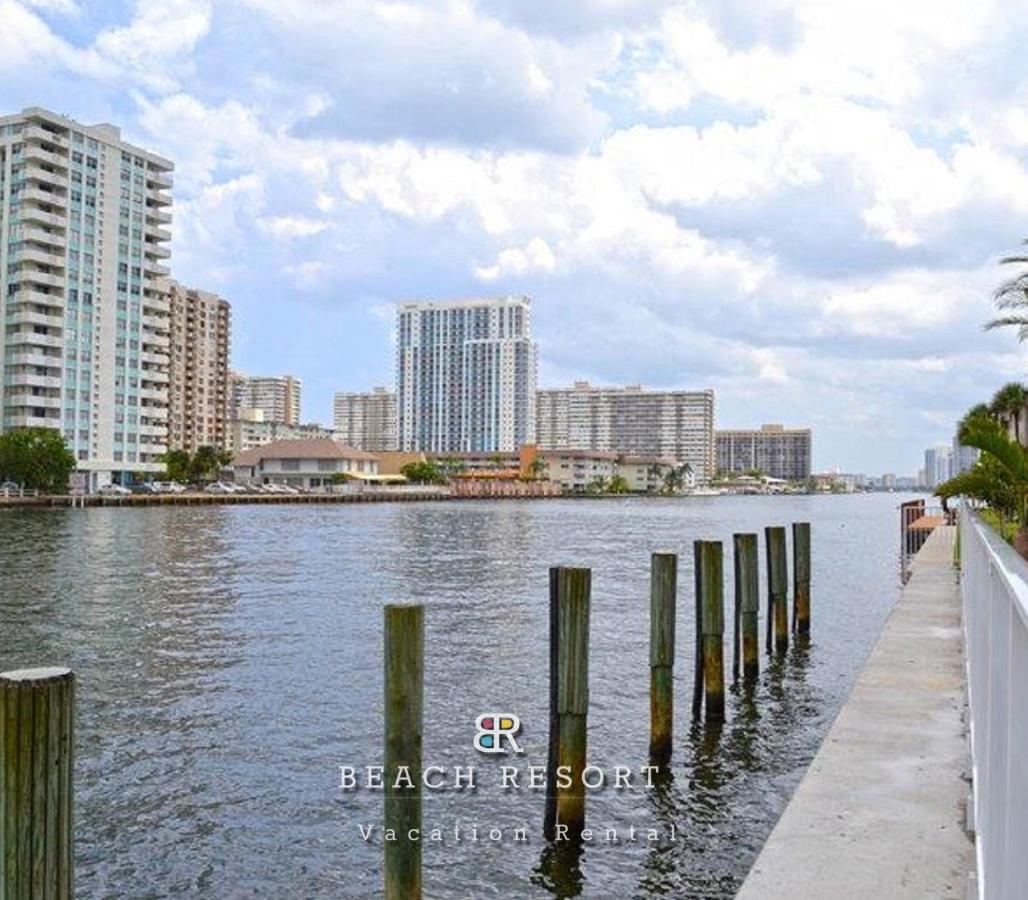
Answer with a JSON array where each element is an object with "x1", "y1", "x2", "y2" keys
[
  {"x1": 526, "y1": 456, "x2": 547, "y2": 480},
  {"x1": 987, "y1": 241, "x2": 1028, "y2": 341},
  {"x1": 936, "y1": 416, "x2": 1028, "y2": 558},
  {"x1": 990, "y1": 383, "x2": 1028, "y2": 445}
]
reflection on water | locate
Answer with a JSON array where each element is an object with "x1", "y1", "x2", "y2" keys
[{"x1": 0, "y1": 494, "x2": 911, "y2": 898}]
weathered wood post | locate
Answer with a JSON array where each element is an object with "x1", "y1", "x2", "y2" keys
[
  {"x1": 384, "y1": 605, "x2": 424, "y2": 900},
  {"x1": 1, "y1": 667, "x2": 74, "y2": 899},
  {"x1": 544, "y1": 567, "x2": 591, "y2": 840},
  {"x1": 733, "y1": 533, "x2": 760, "y2": 681},
  {"x1": 765, "y1": 527, "x2": 788, "y2": 653},
  {"x1": 692, "y1": 541, "x2": 725, "y2": 722},
  {"x1": 793, "y1": 522, "x2": 811, "y2": 635},
  {"x1": 649, "y1": 552, "x2": 677, "y2": 765}
]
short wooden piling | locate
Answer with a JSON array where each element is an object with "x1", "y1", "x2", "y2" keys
[
  {"x1": 793, "y1": 522, "x2": 811, "y2": 635},
  {"x1": 1, "y1": 667, "x2": 74, "y2": 900},
  {"x1": 544, "y1": 567, "x2": 591, "y2": 840},
  {"x1": 383, "y1": 605, "x2": 424, "y2": 900},
  {"x1": 733, "y1": 534, "x2": 760, "y2": 681},
  {"x1": 649, "y1": 552, "x2": 677, "y2": 765},
  {"x1": 693, "y1": 541, "x2": 725, "y2": 722},
  {"x1": 765, "y1": 526, "x2": 788, "y2": 653}
]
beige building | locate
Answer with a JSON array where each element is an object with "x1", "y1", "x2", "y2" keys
[
  {"x1": 716, "y1": 424, "x2": 812, "y2": 481},
  {"x1": 230, "y1": 372, "x2": 301, "y2": 425},
  {"x1": 0, "y1": 107, "x2": 173, "y2": 489},
  {"x1": 333, "y1": 386, "x2": 397, "y2": 451},
  {"x1": 521, "y1": 446, "x2": 679, "y2": 494},
  {"x1": 227, "y1": 409, "x2": 336, "y2": 452},
  {"x1": 167, "y1": 281, "x2": 230, "y2": 452},
  {"x1": 536, "y1": 382, "x2": 715, "y2": 483},
  {"x1": 232, "y1": 438, "x2": 378, "y2": 490}
]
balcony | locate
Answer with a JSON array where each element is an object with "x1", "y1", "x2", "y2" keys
[
  {"x1": 3, "y1": 414, "x2": 61, "y2": 429},
  {"x1": 10, "y1": 269, "x2": 65, "y2": 290},
  {"x1": 149, "y1": 190, "x2": 172, "y2": 208},
  {"x1": 145, "y1": 225, "x2": 172, "y2": 243},
  {"x1": 21, "y1": 225, "x2": 67, "y2": 248},
  {"x1": 22, "y1": 124, "x2": 68, "y2": 147},
  {"x1": 4, "y1": 373, "x2": 62, "y2": 390},
  {"x1": 147, "y1": 244, "x2": 171, "y2": 260},
  {"x1": 12, "y1": 247, "x2": 66, "y2": 269},
  {"x1": 146, "y1": 208, "x2": 172, "y2": 225},
  {"x1": 7, "y1": 330, "x2": 63, "y2": 350},
  {"x1": 5, "y1": 309, "x2": 63, "y2": 329},
  {"x1": 143, "y1": 260, "x2": 171, "y2": 277},
  {"x1": 18, "y1": 207, "x2": 65, "y2": 229},
  {"x1": 4, "y1": 393, "x2": 61, "y2": 410},
  {"x1": 20, "y1": 187, "x2": 67, "y2": 210},
  {"x1": 147, "y1": 170, "x2": 173, "y2": 189},
  {"x1": 6, "y1": 352, "x2": 62, "y2": 368},
  {"x1": 13, "y1": 289, "x2": 64, "y2": 310},
  {"x1": 24, "y1": 144, "x2": 69, "y2": 169}
]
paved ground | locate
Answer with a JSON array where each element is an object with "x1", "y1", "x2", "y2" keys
[{"x1": 737, "y1": 526, "x2": 975, "y2": 899}]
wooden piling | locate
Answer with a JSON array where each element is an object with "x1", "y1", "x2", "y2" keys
[
  {"x1": 733, "y1": 533, "x2": 760, "y2": 681},
  {"x1": 544, "y1": 567, "x2": 591, "y2": 840},
  {"x1": 1, "y1": 667, "x2": 74, "y2": 900},
  {"x1": 793, "y1": 522, "x2": 811, "y2": 635},
  {"x1": 649, "y1": 552, "x2": 677, "y2": 765},
  {"x1": 693, "y1": 541, "x2": 725, "y2": 722},
  {"x1": 383, "y1": 605, "x2": 424, "y2": 900},
  {"x1": 765, "y1": 526, "x2": 788, "y2": 653}
]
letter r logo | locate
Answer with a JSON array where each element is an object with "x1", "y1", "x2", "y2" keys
[{"x1": 474, "y1": 713, "x2": 524, "y2": 754}]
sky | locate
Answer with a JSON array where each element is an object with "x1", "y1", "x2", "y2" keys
[{"x1": 3, "y1": 0, "x2": 1028, "y2": 474}]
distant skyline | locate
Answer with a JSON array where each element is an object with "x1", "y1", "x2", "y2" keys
[{"x1": 3, "y1": 0, "x2": 1027, "y2": 473}]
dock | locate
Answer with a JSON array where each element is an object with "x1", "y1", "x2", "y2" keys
[{"x1": 738, "y1": 525, "x2": 974, "y2": 899}]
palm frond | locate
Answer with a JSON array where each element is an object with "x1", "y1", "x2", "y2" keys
[{"x1": 960, "y1": 420, "x2": 1028, "y2": 481}]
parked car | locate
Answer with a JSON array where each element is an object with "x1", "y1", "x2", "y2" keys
[
  {"x1": 132, "y1": 483, "x2": 162, "y2": 494},
  {"x1": 1, "y1": 481, "x2": 20, "y2": 492},
  {"x1": 164, "y1": 481, "x2": 186, "y2": 494},
  {"x1": 204, "y1": 481, "x2": 235, "y2": 494},
  {"x1": 98, "y1": 484, "x2": 131, "y2": 496}
]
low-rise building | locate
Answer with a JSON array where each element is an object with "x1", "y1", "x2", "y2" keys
[
  {"x1": 518, "y1": 446, "x2": 679, "y2": 494},
  {"x1": 227, "y1": 410, "x2": 338, "y2": 452},
  {"x1": 232, "y1": 438, "x2": 378, "y2": 490}
]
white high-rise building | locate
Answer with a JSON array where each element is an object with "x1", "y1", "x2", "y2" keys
[
  {"x1": 396, "y1": 296, "x2": 537, "y2": 452},
  {"x1": 0, "y1": 107, "x2": 173, "y2": 489},
  {"x1": 536, "y1": 382, "x2": 716, "y2": 483},
  {"x1": 924, "y1": 445, "x2": 953, "y2": 488},
  {"x1": 333, "y1": 386, "x2": 396, "y2": 451}
]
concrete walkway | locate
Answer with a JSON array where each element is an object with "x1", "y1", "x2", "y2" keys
[{"x1": 737, "y1": 526, "x2": 974, "y2": 899}]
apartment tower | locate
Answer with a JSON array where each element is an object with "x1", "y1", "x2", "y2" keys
[
  {"x1": 0, "y1": 107, "x2": 173, "y2": 489},
  {"x1": 333, "y1": 386, "x2": 397, "y2": 452},
  {"x1": 715, "y1": 424, "x2": 812, "y2": 481},
  {"x1": 536, "y1": 382, "x2": 716, "y2": 482},
  {"x1": 230, "y1": 373, "x2": 301, "y2": 425},
  {"x1": 396, "y1": 296, "x2": 537, "y2": 452},
  {"x1": 168, "y1": 281, "x2": 230, "y2": 452}
]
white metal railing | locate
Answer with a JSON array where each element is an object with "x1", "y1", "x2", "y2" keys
[{"x1": 960, "y1": 507, "x2": 1028, "y2": 899}]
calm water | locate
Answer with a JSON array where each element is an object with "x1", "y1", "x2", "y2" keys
[{"x1": 1, "y1": 494, "x2": 911, "y2": 898}]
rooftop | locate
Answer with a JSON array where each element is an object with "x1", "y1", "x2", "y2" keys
[{"x1": 233, "y1": 438, "x2": 377, "y2": 466}]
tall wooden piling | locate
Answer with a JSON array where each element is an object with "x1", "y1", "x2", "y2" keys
[
  {"x1": 765, "y1": 526, "x2": 788, "y2": 653},
  {"x1": 733, "y1": 534, "x2": 760, "y2": 681},
  {"x1": 383, "y1": 605, "x2": 424, "y2": 900},
  {"x1": 544, "y1": 567, "x2": 591, "y2": 840},
  {"x1": 693, "y1": 541, "x2": 725, "y2": 722},
  {"x1": 1, "y1": 667, "x2": 74, "y2": 900},
  {"x1": 649, "y1": 552, "x2": 677, "y2": 765},
  {"x1": 793, "y1": 522, "x2": 811, "y2": 635}
]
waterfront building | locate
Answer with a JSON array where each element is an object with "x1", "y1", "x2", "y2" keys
[
  {"x1": 924, "y1": 445, "x2": 952, "y2": 489},
  {"x1": 167, "y1": 281, "x2": 230, "y2": 452},
  {"x1": 715, "y1": 423, "x2": 812, "y2": 481},
  {"x1": 333, "y1": 386, "x2": 397, "y2": 451},
  {"x1": 396, "y1": 296, "x2": 538, "y2": 453},
  {"x1": 0, "y1": 106, "x2": 173, "y2": 489},
  {"x1": 232, "y1": 437, "x2": 378, "y2": 491},
  {"x1": 519, "y1": 445, "x2": 679, "y2": 493},
  {"x1": 536, "y1": 382, "x2": 715, "y2": 483},
  {"x1": 227, "y1": 409, "x2": 337, "y2": 452},
  {"x1": 230, "y1": 372, "x2": 301, "y2": 425}
]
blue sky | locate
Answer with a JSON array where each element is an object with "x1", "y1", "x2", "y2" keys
[{"x1": 3, "y1": 0, "x2": 1028, "y2": 474}]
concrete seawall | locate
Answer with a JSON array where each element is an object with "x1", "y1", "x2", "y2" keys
[{"x1": 738, "y1": 525, "x2": 974, "y2": 898}]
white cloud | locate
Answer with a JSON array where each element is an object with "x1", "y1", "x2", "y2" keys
[{"x1": 258, "y1": 216, "x2": 331, "y2": 240}]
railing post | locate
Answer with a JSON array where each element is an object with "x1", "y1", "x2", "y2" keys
[{"x1": 1, "y1": 667, "x2": 74, "y2": 899}]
